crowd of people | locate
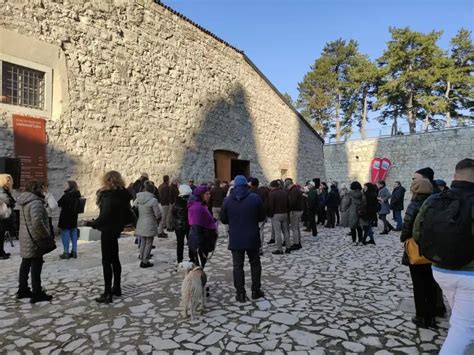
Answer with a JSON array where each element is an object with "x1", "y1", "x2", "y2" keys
[{"x1": 0, "y1": 157, "x2": 472, "y2": 354}]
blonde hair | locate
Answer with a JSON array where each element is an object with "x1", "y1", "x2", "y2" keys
[
  {"x1": 101, "y1": 171, "x2": 125, "y2": 190},
  {"x1": 0, "y1": 174, "x2": 13, "y2": 190}
]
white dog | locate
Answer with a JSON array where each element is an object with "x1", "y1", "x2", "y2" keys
[{"x1": 177, "y1": 261, "x2": 207, "y2": 319}]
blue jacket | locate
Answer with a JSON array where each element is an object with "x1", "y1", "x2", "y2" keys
[{"x1": 220, "y1": 186, "x2": 266, "y2": 251}]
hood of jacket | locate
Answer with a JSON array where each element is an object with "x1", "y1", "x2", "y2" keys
[
  {"x1": 135, "y1": 191, "x2": 156, "y2": 205},
  {"x1": 231, "y1": 185, "x2": 250, "y2": 201},
  {"x1": 16, "y1": 191, "x2": 43, "y2": 206}
]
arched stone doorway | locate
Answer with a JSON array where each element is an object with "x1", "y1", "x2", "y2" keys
[{"x1": 214, "y1": 150, "x2": 250, "y2": 182}]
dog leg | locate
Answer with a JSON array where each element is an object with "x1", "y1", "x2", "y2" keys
[{"x1": 200, "y1": 288, "x2": 206, "y2": 314}]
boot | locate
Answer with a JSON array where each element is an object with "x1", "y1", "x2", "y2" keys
[
  {"x1": 16, "y1": 288, "x2": 33, "y2": 299},
  {"x1": 425, "y1": 318, "x2": 438, "y2": 329},
  {"x1": 69, "y1": 251, "x2": 77, "y2": 259},
  {"x1": 112, "y1": 285, "x2": 122, "y2": 297},
  {"x1": 411, "y1": 316, "x2": 427, "y2": 328},
  {"x1": 235, "y1": 293, "x2": 248, "y2": 303},
  {"x1": 30, "y1": 291, "x2": 53, "y2": 304},
  {"x1": 95, "y1": 292, "x2": 113, "y2": 304},
  {"x1": 60, "y1": 252, "x2": 70, "y2": 259},
  {"x1": 251, "y1": 290, "x2": 265, "y2": 300}
]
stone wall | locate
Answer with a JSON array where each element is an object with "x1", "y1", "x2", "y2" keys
[
  {"x1": 0, "y1": 0, "x2": 325, "y2": 214},
  {"x1": 324, "y1": 127, "x2": 474, "y2": 193}
]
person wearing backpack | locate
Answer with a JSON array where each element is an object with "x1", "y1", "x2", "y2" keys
[
  {"x1": 414, "y1": 158, "x2": 474, "y2": 354},
  {"x1": 58, "y1": 181, "x2": 82, "y2": 259},
  {"x1": 400, "y1": 178, "x2": 437, "y2": 329}
]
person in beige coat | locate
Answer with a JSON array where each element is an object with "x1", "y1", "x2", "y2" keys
[{"x1": 16, "y1": 180, "x2": 53, "y2": 303}]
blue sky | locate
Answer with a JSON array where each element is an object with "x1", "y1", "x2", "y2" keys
[{"x1": 164, "y1": 0, "x2": 473, "y2": 138}]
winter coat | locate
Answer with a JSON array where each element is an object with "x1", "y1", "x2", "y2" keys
[
  {"x1": 92, "y1": 188, "x2": 133, "y2": 235},
  {"x1": 209, "y1": 186, "x2": 226, "y2": 208},
  {"x1": 359, "y1": 189, "x2": 379, "y2": 226},
  {"x1": 340, "y1": 190, "x2": 363, "y2": 229},
  {"x1": 17, "y1": 192, "x2": 50, "y2": 258},
  {"x1": 326, "y1": 187, "x2": 341, "y2": 208},
  {"x1": 257, "y1": 186, "x2": 271, "y2": 217},
  {"x1": 58, "y1": 190, "x2": 82, "y2": 229},
  {"x1": 319, "y1": 189, "x2": 328, "y2": 209},
  {"x1": 220, "y1": 186, "x2": 266, "y2": 250},
  {"x1": 170, "y1": 184, "x2": 179, "y2": 205},
  {"x1": 378, "y1": 187, "x2": 391, "y2": 215},
  {"x1": 288, "y1": 185, "x2": 305, "y2": 212},
  {"x1": 307, "y1": 189, "x2": 319, "y2": 213},
  {"x1": 188, "y1": 198, "x2": 216, "y2": 253},
  {"x1": 158, "y1": 182, "x2": 170, "y2": 206},
  {"x1": 0, "y1": 187, "x2": 15, "y2": 231},
  {"x1": 173, "y1": 195, "x2": 190, "y2": 232},
  {"x1": 133, "y1": 191, "x2": 161, "y2": 237},
  {"x1": 390, "y1": 186, "x2": 406, "y2": 211},
  {"x1": 268, "y1": 188, "x2": 289, "y2": 217}
]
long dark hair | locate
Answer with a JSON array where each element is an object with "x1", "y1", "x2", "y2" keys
[
  {"x1": 66, "y1": 180, "x2": 79, "y2": 192},
  {"x1": 25, "y1": 180, "x2": 44, "y2": 198}
]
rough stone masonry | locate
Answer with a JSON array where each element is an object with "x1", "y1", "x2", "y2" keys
[{"x1": 0, "y1": 0, "x2": 325, "y2": 214}]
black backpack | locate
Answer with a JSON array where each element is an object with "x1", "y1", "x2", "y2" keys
[{"x1": 419, "y1": 190, "x2": 474, "y2": 269}]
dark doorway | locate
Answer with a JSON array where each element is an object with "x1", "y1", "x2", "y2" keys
[{"x1": 231, "y1": 159, "x2": 250, "y2": 180}]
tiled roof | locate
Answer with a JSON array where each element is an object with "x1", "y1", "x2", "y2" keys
[{"x1": 155, "y1": 1, "x2": 324, "y2": 143}]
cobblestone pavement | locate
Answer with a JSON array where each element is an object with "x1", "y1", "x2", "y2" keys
[{"x1": 0, "y1": 223, "x2": 448, "y2": 354}]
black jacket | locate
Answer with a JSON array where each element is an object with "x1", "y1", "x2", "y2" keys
[
  {"x1": 326, "y1": 187, "x2": 341, "y2": 208},
  {"x1": 269, "y1": 188, "x2": 289, "y2": 217},
  {"x1": 92, "y1": 188, "x2": 133, "y2": 234},
  {"x1": 173, "y1": 195, "x2": 190, "y2": 232},
  {"x1": 390, "y1": 186, "x2": 406, "y2": 211},
  {"x1": 400, "y1": 194, "x2": 431, "y2": 243},
  {"x1": 58, "y1": 190, "x2": 81, "y2": 229},
  {"x1": 209, "y1": 186, "x2": 226, "y2": 208},
  {"x1": 360, "y1": 189, "x2": 379, "y2": 222},
  {"x1": 288, "y1": 185, "x2": 305, "y2": 212}
]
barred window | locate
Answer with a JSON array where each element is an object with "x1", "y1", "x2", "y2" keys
[{"x1": 1, "y1": 61, "x2": 45, "y2": 110}]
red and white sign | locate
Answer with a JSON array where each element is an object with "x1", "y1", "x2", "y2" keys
[
  {"x1": 370, "y1": 157, "x2": 392, "y2": 184},
  {"x1": 13, "y1": 115, "x2": 47, "y2": 189}
]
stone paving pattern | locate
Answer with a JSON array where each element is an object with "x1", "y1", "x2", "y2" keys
[{"x1": 0, "y1": 223, "x2": 447, "y2": 354}]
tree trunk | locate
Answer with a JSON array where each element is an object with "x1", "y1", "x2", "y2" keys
[
  {"x1": 335, "y1": 97, "x2": 341, "y2": 143},
  {"x1": 445, "y1": 80, "x2": 451, "y2": 128},
  {"x1": 361, "y1": 91, "x2": 367, "y2": 139},
  {"x1": 407, "y1": 91, "x2": 416, "y2": 133}
]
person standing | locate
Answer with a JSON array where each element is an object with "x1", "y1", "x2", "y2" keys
[
  {"x1": 209, "y1": 179, "x2": 226, "y2": 236},
  {"x1": 287, "y1": 179, "x2": 304, "y2": 250},
  {"x1": 173, "y1": 184, "x2": 192, "y2": 264},
  {"x1": 91, "y1": 171, "x2": 133, "y2": 304},
  {"x1": 188, "y1": 185, "x2": 217, "y2": 269},
  {"x1": 341, "y1": 181, "x2": 363, "y2": 245},
  {"x1": 317, "y1": 183, "x2": 328, "y2": 226},
  {"x1": 43, "y1": 182, "x2": 58, "y2": 242},
  {"x1": 359, "y1": 183, "x2": 378, "y2": 245},
  {"x1": 220, "y1": 175, "x2": 266, "y2": 303},
  {"x1": 377, "y1": 181, "x2": 394, "y2": 234},
  {"x1": 16, "y1": 180, "x2": 54, "y2": 303},
  {"x1": 158, "y1": 175, "x2": 171, "y2": 238},
  {"x1": 269, "y1": 180, "x2": 291, "y2": 255},
  {"x1": 58, "y1": 181, "x2": 81, "y2": 259},
  {"x1": 0, "y1": 174, "x2": 15, "y2": 260},
  {"x1": 306, "y1": 181, "x2": 319, "y2": 237},
  {"x1": 400, "y1": 177, "x2": 436, "y2": 329},
  {"x1": 134, "y1": 181, "x2": 161, "y2": 268},
  {"x1": 325, "y1": 184, "x2": 340, "y2": 228},
  {"x1": 188, "y1": 179, "x2": 196, "y2": 192},
  {"x1": 390, "y1": 181, "x2": 406, "y2": 231},
  {"x1": 249, "y1": 178, "x2": 270, "y2": 254},
  {"x1": 168, "y1": 179, "x2": 180, "y2": 232}
]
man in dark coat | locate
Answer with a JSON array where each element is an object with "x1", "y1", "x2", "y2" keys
[
  {"x1": 287, "y1": 179, "x2": 305, "y2": 250},
  {"x1": 220, "y1": 175, "x2": 266, "y2": 303},
  {"x1": 325, "y1": 184, "x2": 340, "y2": 228},
  {"x1": 390, "y1": 181, "x2": 406, "y2": 231},
  {"x1": 158, "y1": 175, "x2": 170, "y2": 238},
  {"x1": 306, "y1": 181, "x2": 319, "y2": 237}
]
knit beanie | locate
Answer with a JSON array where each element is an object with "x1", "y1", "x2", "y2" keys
[
  {"x1": 415, "y1": 167, "x2": 435, "y2": 181},
  {"x1": 192, "y1": 184, "x2": 208, "y2": 197},
  {"x1": 234, "y1": 175, "x2": 247, "y2": 187},
  {"x1": 178, "y1": 184, "x2": 192, "y2": 196}
]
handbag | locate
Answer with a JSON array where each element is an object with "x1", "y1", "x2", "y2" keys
[
  {"x1": 404, "y1": 238, "x2": 430, "y2": 265},
  {"x1": 22, "y1": 207, "x2": 56, "y2": 255},
  {"x1": 0, "y1": 200, "x2": 12, "y2": 220}
]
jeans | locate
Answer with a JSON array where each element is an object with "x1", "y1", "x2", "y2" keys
[
  {"x1": 158, "y1": 205, "x2": 170, "y2": 234},
  {"x1": 19, "y1": 257, "x2": 44, "y2": 294},
  {"x1": 176, "y1": 229, "x2": 191, "y2": 263},
  {"x1": 289, "y1": 211, "x2": 303, "y2": 245},
  {"x1": 139, "y1": 236, "x2": 154, "y2": 263},
  {"x1": 101, "y1": 231, "x2": 122, "y2": 294},
  {"x1": 379, "y1": 214, "x2": 393, "y2": 232},
  {"x1": 272, "y1": 213, "x2": 290, "y2": 251},
  {"x1": 231, "y1": 249, "x2": 261, "y2": 294},
  {"x1": 362, "y1": 225, "x2": 374, "y2": 242},
  {"x1": 351, "y1": 227, "x2": 363, "y2": 243},
  {"x1": 409, "y1": 265, "x2": 437, "y2": 320},
  {"x1": 308, "y1": 210, "x2": 317, "y2": 236},
  {"x1": 61, "y1": 228, "x2": 78, "y2": 253},
  {"x1": 392, "y1": 209, "x2": 403, "y2": 230},
  {"x1": 433, "y1": 268, "x2": 474, "y2": 355}
]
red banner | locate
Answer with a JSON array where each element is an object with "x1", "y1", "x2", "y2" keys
[
  {"x1": 370, "y1": 157, "x2": 392, "y2": 184},
  {"x1": 13, "y1": 115, "x2": 47, "y2": 189}
]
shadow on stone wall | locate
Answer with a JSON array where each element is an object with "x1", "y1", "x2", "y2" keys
[{"x1": 177, "y1": 84, "x2": 267, "y2": 184}]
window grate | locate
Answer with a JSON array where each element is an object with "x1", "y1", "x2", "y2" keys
[{"x1": 1, "y1": 61, "x2": 45, "y2": 110}]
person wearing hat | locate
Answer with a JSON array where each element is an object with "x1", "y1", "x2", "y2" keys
[
  {"x1": 188, "y1": 184, "x2": 216, "y2": 268},
  {"x1": 220, "y1": 175, "x2": 266, "y2": 302},
  {"x1": 173, "y1": 184, "x2": 193, "y2": 264},
  {"x1": 434, "y1": 179, "x2": 449, "y2": 192}
]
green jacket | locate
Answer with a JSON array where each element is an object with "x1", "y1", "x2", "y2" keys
[{"x1": 413, "y1": 197, "x2": 474, "y2": 271}]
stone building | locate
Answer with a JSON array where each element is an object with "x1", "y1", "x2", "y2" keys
[{"x1": 0, "y1": 0, "x2": 325, "y2": 213}]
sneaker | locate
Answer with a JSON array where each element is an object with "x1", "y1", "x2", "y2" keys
[
  {"x1": 235, "y1": 293, "x2": 248, "y2": 303},
  {"x1": 251, "y1": 290, "x2": 265, "y2": 300},
  {"x1": 284, "y1": 249, "x2": 291, "y2": 254},
  {"x1": 16, "y1": 288, "x2": 33, "y2": 299},
  {"x1": 267, "y1": 239, "x2": 275, "y2": 244},
  {"x1": 140, "y1": 262, "x2": 154, "y2": 268},
  {"x1": 272, "y1": 250, "x2": 283, "y2": 255},
  {"x1": 60, "y1": 253, "x2": 70, "y2": 259},
  {"x1": 30, "y1": 292, "x2": 53, "y2": 304},
  {"x1": 69, "y1": 251, "x2": 77, "y2": 259},
  {"x1": 112, "y1": 286, "x2": 122, "y2": 297},
  {"x1": 289, "y1": 244, "x2": 300, "y2": 251},
  {"x1": 95, "y1": 293, "x2": 113, "y2": 304}
]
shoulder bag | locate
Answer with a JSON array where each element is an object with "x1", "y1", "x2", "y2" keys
[{"x1": 22, "y1": 206, "x2": 56, "y2": 255}]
